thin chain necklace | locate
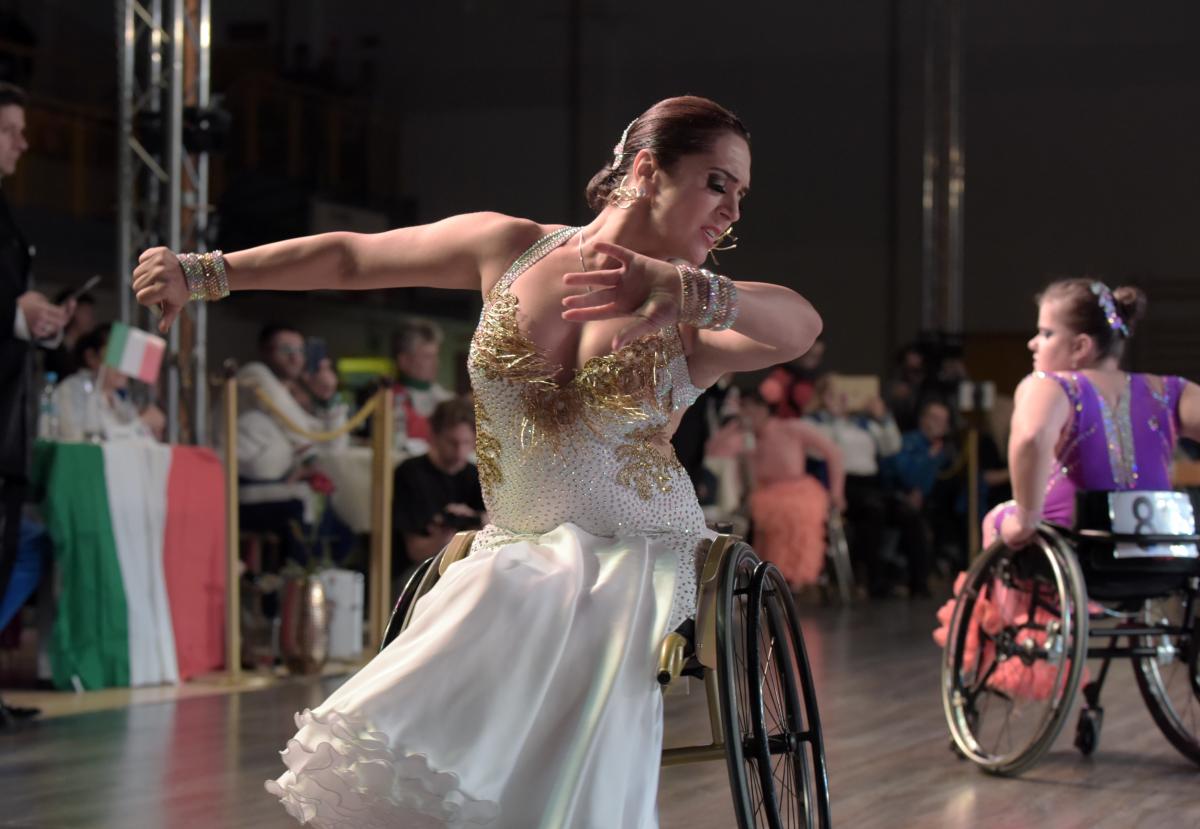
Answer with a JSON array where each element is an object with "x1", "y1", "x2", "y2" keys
[{"x1": 577, "y1": 226, "x2": 592, "y2": 292}]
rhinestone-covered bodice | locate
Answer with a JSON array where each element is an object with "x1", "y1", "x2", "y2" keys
[{"x1": 467, "y1": 227, "x2": 707, "y2": 540}]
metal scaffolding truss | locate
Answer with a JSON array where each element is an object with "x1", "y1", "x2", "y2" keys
[{"x1": 116, "y1": 0, "x2": 212, "y2": 444}]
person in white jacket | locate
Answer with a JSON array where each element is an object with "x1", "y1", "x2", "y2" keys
[{"x1": 233, "y1": 323, "x2": 348, "y2": 562}]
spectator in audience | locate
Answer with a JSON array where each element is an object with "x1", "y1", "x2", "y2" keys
[
  {"x1": 806, "y1": 374, "x2": 903, "y2": 597},
  {"x1": 43, "y1": 288, "x2": 96, "y2": 379},
  {"x1": 759, "y1": 337, "x2": 826, "y2": 418},
  {"x1": 883, "y1": 398, "x2": 960, "y2": 595},
  {"x1": 52, "y1": 323, "x2": 164, "y2": 441},
  {"x1": 391, "y1": 318, "x2": 455, "y2": 455},
  {"x1": 392, "y1": 397, "x2": 485, "y2": 595},
  {"x1": 886, "y1": 344, "x2": 926, "y2": 432},
  {"x1": 235, "y1": 323, "x2": 349, "y2": 565},
  {"x1": 741, "y1": 390, "x2": 845, "y2": 590}
]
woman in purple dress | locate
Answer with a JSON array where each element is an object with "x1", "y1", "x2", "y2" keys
[
  {"x1": 936, "y1": 279, "x2": 1200, "y2": 692},
  {"x1": 985, "y1": 278, "x2": 1200, "y2": 549}
]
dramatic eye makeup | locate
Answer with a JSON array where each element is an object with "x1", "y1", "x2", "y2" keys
[{"x1": 707, "y1": 167, "x2": 749, "y2": 201}]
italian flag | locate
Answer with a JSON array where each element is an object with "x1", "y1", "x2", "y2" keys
[
  {"x1": 33, "y1": 441, "x2": 227, "y2": 689},
  {"x1": 104, "y1": 322, "x2": 166, "y2": 383}
]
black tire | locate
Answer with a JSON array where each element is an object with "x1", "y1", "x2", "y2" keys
[
  {"x1": 941, "y1": 528, "x2": 1089, "y2": 775},
  {"x1": 718, "y1": 543, "x2": 831, "y2": 828},
  {"x1": 379, "y1": 556, "x2": 435, "y2": 652},
  {"x1": 1074, "y1": 708, "x2": 1101, "y2": 757},
  {"x1": 1131, "y1": 592, "x2": 1200, "y2": 766}
]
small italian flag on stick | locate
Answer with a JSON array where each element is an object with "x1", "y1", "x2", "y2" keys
[{"x1": 104, "y1": 322, "x2": 166, "y2": 383}]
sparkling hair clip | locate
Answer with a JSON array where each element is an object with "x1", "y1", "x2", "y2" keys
[
  {"x1": 611, "y1": 118, "x2": 638, "y2": 170},
  {"x1": 1090, "y1": 280, "x2": 1129, "y2": 338}
]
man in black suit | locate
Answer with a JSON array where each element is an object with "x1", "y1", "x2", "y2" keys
[{"x1": 0, "y1": 82, "x2": 72, "y2": 727}]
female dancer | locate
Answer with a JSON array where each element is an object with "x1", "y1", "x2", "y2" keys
[
  {"x1": 935, "y1": 279, "x2": 1200, "y2": 697},
  {"x1": 132, "y1": 96, "x2": 822, "y2": 827},
  {"x1": 986, "y1": 279, "x2": 1199, "y2": 548}
]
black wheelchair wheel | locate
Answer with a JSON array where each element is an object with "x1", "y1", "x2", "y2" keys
[
  {"x1": 379, "y1": 557, "x2": 435, "y2": 652},
  {"x1": 1131, "y1": 591, "x2": 1200, "y2": 766},
  {"x1": 941, "y1": 528, "x2": 1088, "y2": 775},
  {"x1": 718, "y1": 543, "x2": 831, "y2": 828}
]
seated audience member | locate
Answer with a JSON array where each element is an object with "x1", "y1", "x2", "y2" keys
[
  {"x1": 0, "y1": 517, "x2": 47, "y2": 633},
  {"x1": 741, "y1": 390, "x2": 845, "y2": 590},
  {"x1": 43, "y1": 288, "x2": 97, "y2": 380},
  {"x1": 390, "y1": 318, "x2": 455, "y2": 455},
  {"x1": 52, "y1": 324, "x2": 164, "y2": 441},
  {"x1": 235, "y1": 323, "x2": 349, "y2": 565},
  {"x1": 806, "y1": 374, "x2": 902, "y2": 597},
  {"x1": 885, "y1": 344, "x2": 926, "y2": 432},
  {"x1": 883, "y1": 398, "x2": 960, "y2": 595},
  {"x1": 392, "y1": 397, "x2": 485, "y2": 594}
]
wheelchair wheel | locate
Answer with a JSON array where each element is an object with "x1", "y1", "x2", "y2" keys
[
  {"x1": 379, "y1": 557, "x2": 435, "y2": 652},
  {"x1": 941, "y1": 528, "x2": 1088, "y2": 775},
  {"x1": 717, "y1": 542, "x2": 831, "y2": 828},
  {"x1": 1131, "y1": 592, "x2": 1200, "y2": 766}
]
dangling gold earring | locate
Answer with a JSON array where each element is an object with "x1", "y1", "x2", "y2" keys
[
  {"x1": 607, "y1": 176, "x2": 646, "y2": 209},
  {"x1": 708, "y1": 226, "x2": 738, "y2": 266}
]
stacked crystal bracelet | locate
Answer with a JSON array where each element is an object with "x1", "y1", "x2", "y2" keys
[
  {"x1": 676, "y1": 263, "x2": 739, "y2": 330},
  {"x1": 179, "y1": 250, "x2": 230, "y2": 302}
]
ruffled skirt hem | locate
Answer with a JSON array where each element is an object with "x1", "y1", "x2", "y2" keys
[{"x1": 264, "y1": 708, "x2": 500, "y2": 828}]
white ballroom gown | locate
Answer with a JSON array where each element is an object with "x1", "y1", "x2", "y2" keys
[{"x1": 266, "y1": 226, "x2": 713, "y2": 828}]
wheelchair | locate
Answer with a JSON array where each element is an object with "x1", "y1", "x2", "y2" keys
[
  {"x1": 382, "y1": 531, "x2": 832, "y2": 829},
  {"x1": 941, "y1": 489, "x2": 1200, "y2": 775}
]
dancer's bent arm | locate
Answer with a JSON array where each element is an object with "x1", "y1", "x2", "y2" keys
[{"x1": 560, "y1": 240, "x2": 822, "y2": 388}]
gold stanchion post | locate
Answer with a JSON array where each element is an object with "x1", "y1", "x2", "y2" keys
[
  {"x1": 223, "y1": 361, "x2": 242, "y2": 682},
  {"x1": 966, "y1": 425, "x2": 980, "y2": 561},
  {"x1": 368, "y1": 387, "x2": 395, "y2": 650}
]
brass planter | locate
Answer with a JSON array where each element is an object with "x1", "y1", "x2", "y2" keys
[{"x1": 278, "y1": 575, "x2": 329, "y2": 674}]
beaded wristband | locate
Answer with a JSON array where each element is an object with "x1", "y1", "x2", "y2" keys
[
  {"x1": 179, "y1": 250, "x2": 230, "y2": 301},
  {"x1": 676, "y1": 264, "x2": 739, "y2": 330}
]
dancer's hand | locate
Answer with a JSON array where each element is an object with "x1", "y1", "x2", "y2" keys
[
  {"x1": 1000, "y1": 510, "x2": 1036, "y2": 548},
  {"x1": 132, "y1": 247, "x2": 189, "y2": 333},
  {"x1": 561, "y1": 241, "x2": 681, "y2": 350},
  {"x1": 831, "y1": 490, "x2": 847, "y2": 513}
]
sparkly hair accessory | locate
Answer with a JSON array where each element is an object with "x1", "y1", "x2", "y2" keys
[
  {"x1": 611, "y1": 118, "x2": 638, "y2": 170},
  {"x1": 1090, "y1": 281, "x2": 1129, "y2": 337}
]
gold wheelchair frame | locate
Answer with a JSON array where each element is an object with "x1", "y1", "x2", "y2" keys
[{"x1": 383, "y1": 531, "x2": 832, "y2": 829}]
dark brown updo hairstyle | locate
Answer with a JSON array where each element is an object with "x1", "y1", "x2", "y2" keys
[
  {"x1": 1037, "y1": 277, "x2": 1148, "y2": 360},
  {"x1": 585, "y1": 96, "x2": 750, "y2": 213}
]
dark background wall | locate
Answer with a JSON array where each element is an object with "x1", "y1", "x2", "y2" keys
[{"x1": 4, "y1": 0, "x2": 1198, "y2": 384}]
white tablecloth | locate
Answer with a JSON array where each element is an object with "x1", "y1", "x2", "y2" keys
[{"x1": 317, "y1": 446, "x2": 407, "y2": 533}]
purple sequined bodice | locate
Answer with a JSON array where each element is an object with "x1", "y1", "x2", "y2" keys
[{"x1": 1037, "y1": 371, "x2": 1184, "y2": 524}]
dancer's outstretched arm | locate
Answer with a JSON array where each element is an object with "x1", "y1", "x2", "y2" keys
[{"x1": 132, "y1": 212, "x2": 534, "y2": 332}]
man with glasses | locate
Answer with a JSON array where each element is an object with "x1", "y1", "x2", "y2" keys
[{"x1": 234, "y1": 323, "x2": 348, "y2": 568}]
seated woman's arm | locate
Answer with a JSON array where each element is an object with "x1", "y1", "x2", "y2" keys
[
  {"x1": 1002, "y1": 374, "x2": 1072, "y2": 544},
  {"x1": 1178, "y1": 380, "x2": 1200, "y2": 443},
  {"x1": 791, "y1": 419, "x2": 846, "y2": 511}
]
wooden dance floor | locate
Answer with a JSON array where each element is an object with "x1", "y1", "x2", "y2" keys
[{"x1": 1, "y1": 597, "x2": 1197, "y2": 828}]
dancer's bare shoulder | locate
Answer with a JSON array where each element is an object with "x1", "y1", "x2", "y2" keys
[{"x1": 474, "y1": 215, "x2": 570, "y2": 294}]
